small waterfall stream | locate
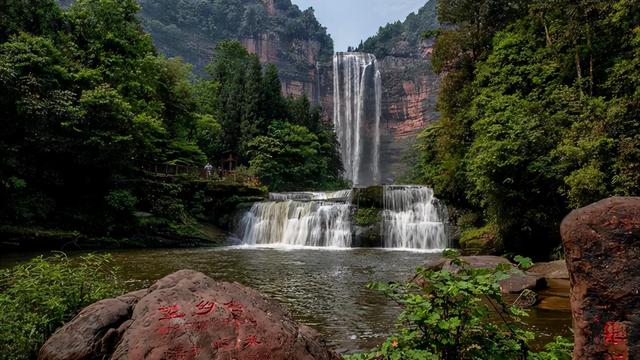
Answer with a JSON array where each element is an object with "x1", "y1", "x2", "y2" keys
[
  {"x1": 382, "y1": 186, "x2": 449, "y2": 250},
  {"x1": 237, "y1": 194, "x2": 352, "y2": 248}
]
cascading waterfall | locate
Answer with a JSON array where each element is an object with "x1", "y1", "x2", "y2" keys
[
  {"x1": 238, "y1": 196, "x2": 352, "y2": 247},
  {"x1": 333, "y1": 53, "x2": 382, "y2": 186},
  {"x1": 269, "y1": 190, "x2": 352, "y2": 202},
  {"x1": 382, "y1": 186, "x2": 448, "y2": 250},
  {"x1": 234, "y1": 53, "x2": 451, "y2": 251}
]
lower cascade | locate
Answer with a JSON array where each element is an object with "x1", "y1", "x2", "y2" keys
[
  {"x1": 236, "y1": 186, "x2": 448, "y2": 250},
  {"x1": 237, "y1": 199, "x2": 352, "y2": 247},
  {"x1": 382, "y1": 186, "x2": 449, "y2": 250}
]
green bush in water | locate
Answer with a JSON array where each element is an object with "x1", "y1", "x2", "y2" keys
[
  {"x1": 346, "y1": 250, "x2": 573, "y2": 360},
  {"x1": 354, "y1": 207, "x2": 382, "y2": 226},
  {"x1": 0, "y1": 254, "x2": 121, "y2": 359}
]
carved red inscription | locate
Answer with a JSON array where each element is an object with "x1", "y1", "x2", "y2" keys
[
  {"x1": 603, "y1": 321, "x2": 628, "y2": 360},
  {"x1": 159, "y1": 305, "x2": 186, "y2": 320}
]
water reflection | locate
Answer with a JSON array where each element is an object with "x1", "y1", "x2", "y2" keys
[{"x1": 0, "y1": 247, "x2": 571, "y2": 352}]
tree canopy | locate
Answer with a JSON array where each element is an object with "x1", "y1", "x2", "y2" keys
[
  {"x1": 0, "y1": 0, "x2": 343, "y2": 234},
  {"x1": 415, "y1": 0, "x2": 640, "y2": 257}
]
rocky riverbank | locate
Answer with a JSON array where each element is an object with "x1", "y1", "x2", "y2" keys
[{"x1": 39, "y1": 270, "x2": 340, "y2": 360}]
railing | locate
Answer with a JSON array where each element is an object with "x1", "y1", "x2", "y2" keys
[
  {"x1": 138, "y1": 163, "x2": 262, "y2": 187},
  {"x1": 139, "y1": 163, "x2": 204, "y2": 178}
]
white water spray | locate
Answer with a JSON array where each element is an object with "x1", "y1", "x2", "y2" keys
[
  {"x1": 238, "y1": 197, "x2": 352, "y2": 247},
  {"x1": 382, "y1": 186, "x2": 448, "y2": 250}
]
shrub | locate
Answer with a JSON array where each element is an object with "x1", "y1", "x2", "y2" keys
[
  {"x1": 0, "y1": 254, "x2": 121, "y2": 359},
  {"x1": 459, "y1": 223, "x2": 501, "y2": 254},
  {"x1": 354, "y1": 207, "x2": 382, "y2": 226},
  {"x1": 105, "y1": 189, "x2": 138, "y2": 213},
  {"x1": 346, "y1": 250, "x2": 572, "y2": 360}
]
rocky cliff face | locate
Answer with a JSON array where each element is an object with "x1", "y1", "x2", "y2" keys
[
  {"x1": 378, "y1": 40, "x2": 440, "y2": 183},
  {"x1": 242, "y1": 35, "x2": 325, "y2": 103},
  {"x1": 132, "y1": 0, "x2": 333, "y2": 102}
]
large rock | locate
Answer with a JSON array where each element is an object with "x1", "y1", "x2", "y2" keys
[
  {"x1": 529, "y1": 260, "x2": 569, "y2": 280},
  {"x1": 39, "y1": 270, "x2": 340, "y2": 360},
  {"x1": 561, "y1": 197, "x2": 640, "y2": 360},
  {"x1": 424, "y1": 256, "x2": 546, "y2": 294}
]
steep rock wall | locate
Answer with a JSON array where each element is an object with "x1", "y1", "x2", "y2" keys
[
  {"x1": 317, "y1": 39, "x2": 440, "y2": 183},
  {"x1": 378, "y1": 40, "x2": 440, "y2": 183}
]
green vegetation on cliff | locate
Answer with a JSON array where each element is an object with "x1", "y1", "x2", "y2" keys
[
  {"x1": 58, "y1": 0, "x2": 333, "y2": 76},
  {"x1": 358, "y1": 0, "x2": 439, "y2": 58},
  {"x1": 139, "y1": 0, "x2": 333, "y2": 75},
  {"x1": 414, "y1": 0, "x2": 640, "y2": 257}
]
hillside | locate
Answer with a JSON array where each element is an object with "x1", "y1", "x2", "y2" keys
[
  {"x1": 59, "y1": 0, "x2": 334, "y2": 100},
  {"x1": 139, "y1": 0, "x2": 332, "y2": 73},
  {"x1": 358, "y1": 0, "x2": 439, "y2": 58}
]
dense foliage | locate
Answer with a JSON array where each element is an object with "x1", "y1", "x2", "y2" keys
[
  {"x1": 0, "y1": 0, "x2": 343, "y2": 239},
  {"x1": 0, "y1": 254, "x2": 121, "y2": 359},
  {"x1": 415, "y1": 0, "x2": 640, "y2": 257},
  {"x1": 358, "y1": 0, "x2": 439, "y2": 58},
  {"x1": 346, "y1": 250, "x2": 573, "y2": 360},
  {"x1": 202, "y1": 40, "x2": 344, "y2": 191}
]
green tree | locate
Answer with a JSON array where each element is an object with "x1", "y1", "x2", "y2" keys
[
  {"x1": 414, "y1": 0, "x2": 640, "y2": 257},
  {"x1": 248, "y1": 121, "x2": 323, "y2": 191}
]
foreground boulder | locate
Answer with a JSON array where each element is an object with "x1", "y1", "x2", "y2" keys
[
  {"x1": 39, "y1": 270, "x2": 340, "y2": 360},
  {"x1": 424, "y1": 256, "x2": 546, "y2": 294},
  {"x1": 561, "y1": 197, "x2": 640, "y2": 360}
]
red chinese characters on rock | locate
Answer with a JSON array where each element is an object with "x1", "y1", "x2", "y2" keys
[
  {"x1": 158, "y1": 299, "x2": 262, "y2": 358},
  {"x1": 223, "y1": 300, "x2": 245, "y2": 315},
  {"x1": 243, "y1": 335, "x2": 262, "y2": 349},
  {"x1": 603, "y1": 321, "x2": 628, "y2": 360},
  {"x1": 156, "y1": 324, "x2": 181, "y2": 335},
  {"x1": 193, "y1": 300, "x2": 217, "y2": 316},
  {"x1": 159, "y1": 305, "x2": 186, "y2": 320}
]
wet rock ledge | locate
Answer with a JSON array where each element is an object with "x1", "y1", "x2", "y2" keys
[{"x1": 39, "y1": 270, "x2": 340, "y2": 360}]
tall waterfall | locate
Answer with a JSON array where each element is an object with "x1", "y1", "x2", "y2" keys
[
  {"x1": 238, "y1": 198, "x2": 352, "y2": 247},
  {"x1": 333, "y1": 53, "x2": 382, "y2": 187},
  {"x1": 382, "y1": 186, "x2": 448, "y2": 250}
]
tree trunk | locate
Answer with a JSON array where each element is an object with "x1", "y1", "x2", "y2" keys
[
  {"x1": 574, "y1": 39, "x2": 584, "y2": 97},
  {"x1": 543, "y1": 17, "x2": 552, "y2": 47},
  {"x1": 587, "y1": 22, "x2": 594, "y2": 95}
]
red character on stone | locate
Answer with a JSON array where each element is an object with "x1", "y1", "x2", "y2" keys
[
  {"x1": 159, "y1": 305, "x2": 186, "y2": 320},
  {"x1": 156, "y1": 324, "x2": 181, "y2": 335},
  {"x1": 244, "y1": 335, "x2": 262, "y2": 348},
  {"x1": 603, "y1": 322, "x2": 628, "y2": 360},
  {"x1": 604, "y1": 322, "x2": 626, "y2": 346},
  {"x1": 223, "y1": 300, "x2": 244, "y2": 314},
  {"x1": 194, "y1": 300, "x2": 217, "y2": 316}
]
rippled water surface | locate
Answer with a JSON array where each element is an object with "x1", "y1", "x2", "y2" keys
[{"x1": 0, "y1": 247, "x2": 571, "y2": 352}]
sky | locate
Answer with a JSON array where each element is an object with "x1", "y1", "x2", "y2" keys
[{"x1": 291, "y1": 0, "x2": 428, "y2": 52}]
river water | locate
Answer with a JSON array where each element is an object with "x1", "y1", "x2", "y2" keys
[{"x1": 0, "y1": 247, "x2": 571, "y2": 353}]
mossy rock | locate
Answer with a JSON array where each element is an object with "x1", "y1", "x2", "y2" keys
[
  {"x1": 460, "y1": 224, "x2": 501, "y2": 255},
  {"x1": 353, "y1": 224, "x2": 383, "y2": 247},
  {"x1": 352, "y1": 186, "x2": 383, "y2": 209}
]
